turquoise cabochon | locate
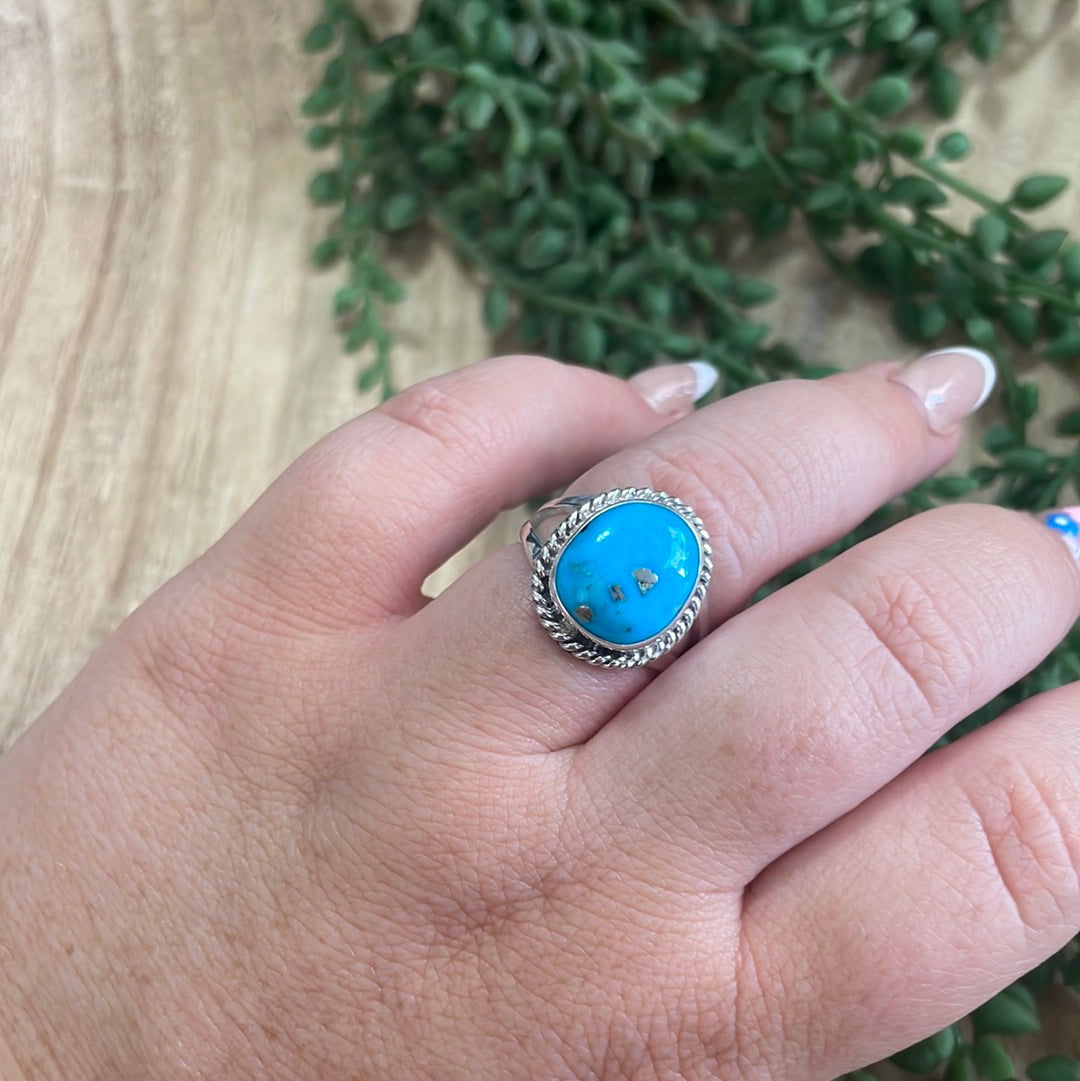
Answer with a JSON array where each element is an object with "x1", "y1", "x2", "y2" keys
[{"x1": 551, "y1": 500, "x2": 702, "y2": 647}]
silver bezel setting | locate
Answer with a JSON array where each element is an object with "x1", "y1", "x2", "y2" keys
[{"x1": 525, "y1": 487, "x2": 712, "y2": 668}]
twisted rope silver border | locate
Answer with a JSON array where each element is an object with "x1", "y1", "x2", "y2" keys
[{"x1": 528, "y1": 487, "x2": 712, "y2": 668}]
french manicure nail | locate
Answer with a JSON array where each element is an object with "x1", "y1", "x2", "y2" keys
[
  {"x1": 629, "y1": 360, "x2": 719, "y2": 417},
  {"x1": 889, "y1": 346, "x2": 997, "y2": 435},
  {"x1": 1042, "y1": 507, "x2": 1080, "y2": 560}
]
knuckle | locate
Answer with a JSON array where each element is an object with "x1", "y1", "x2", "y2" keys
[
  {"x1": 128, "y1": 595, "x2": 241, "y2": 716},
  {"x1": 378, "y1": 375, "x2": 496, "y2": 454},
  {"x1": 961, "y1": 756, "x2": 1080, "y2": 937},
  {"x1": 837, "y1": 560, "x2": 977, "y2": 719},
  {"x1": 375, "y1": 355, "x2": 560, "y2": 464}
]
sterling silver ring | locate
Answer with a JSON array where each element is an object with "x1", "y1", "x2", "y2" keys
[{"x1": 520, "y1": 487, "x2": 712, "y2": 668}]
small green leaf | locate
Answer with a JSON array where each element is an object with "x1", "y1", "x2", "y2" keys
[
  {"x1": 655, "y1": 199, "x2": 698, "y2": 225},
  {"x1": 306, "y1": 124, "x2": 337, "y2": 150},
  {"x1": 483, "y1": 286, "x2": 510, "y2": 333},
  {"x1": 970, "y1": 21, "x2": 1002, "y2": 63},
  {"x1": 997, "y1": 446, "x2": 1050, "y2": 473},
  {"x1": 929, "y1": 63, "x2": 961, "y2": 118},
  {"x1": 884, "y1": 175, "x2": 948, "y2": 208},
  {"x1": 927, "y1": 0, "x2": 964, "y2": 38},
  {"x1": 758, "y1": 44, "x2": 813, "y2": 74},
  {"x1": 770, "y1": 78, "x2": 806, "y2": 115},
  {"x1": 303, "y1": 22, "x2": 335, "y2": 53},
  {"x1": 1011, "y1": 381, "x2": 1040, "y2": 423},
  {"x1": 333, "y1": 286, "x2": 361, "y2": 316},
  {"x1": 1057, "y1": 408, "x2": 1080, "y2": 436},
  {"x1": 893, "y1": 296, "x2": 922, "y2": 341},
  {"x1": 875, "y1": 8, "x2": 917, "y2": 42},
  {"x1": 944, "y1": 1046, "x2": 976, "y2": 1081},
  {"x1": 661, "y1": 334, "x2": 700, "y2": 358},
  {"x1": 518, "y1": 228, "x2": 571, "y2": 270},
  {"x1": 804, "y1": 183, "x2": 849, "y2": 214},
  {"x1": 1011, "y1": 174, "x2": 1070, "y2": 210},
  {"x1": 545, "y1": 262, "x2": 593, "y2": 291},
  {"x1": 534, "y1": 128, "x2": 566, "y2": 159},
  {"x1": 626, "y1": 156, "x2": 654, "y2": 200},
  {"x1": 964, "y1": 314, "x2": 997, "y2": 350},
  {"x1": 973, "y1": 214, "x2": 1010, "y2": 259},
  {"x1": 972, "y1": 1035, "x2": 1016, "y2": 1081},
  {"x1": 484, "y1": 16, "x2": 515, "y2": 68},
  {"x1": 638, "y1": 282, "x2": 671, "y2": 322},
  {"x1": 346, "y1": 319, "x2": 373, "y2": 353},
  {"x1": 984, "y1": 425, "x2": 1020, "y2": 453},
  {"x1": 357, "y1": 362, "x2": 384, "y2": 391},
  {"x1": 311, "y1": 237, "x2": 341, "y2": 267},
  {"x1": 418, "y1": 145, "x2": 460, "y2": 178},
  {"x1": 797, "y1": 0, "x2": 827, "y2": 27},
  {"x1": 891, "y1": 1028, "x2": 955, "y2": 1074},
  {"x1": 729, "y1": 321, "x2": 770, "y2": 352},
  {"x1": 1033, "y1": 1055, "x2": 1080, "y2": 1081},
  {"x1": 937, "y1": 131, "x2": 971, "y2": 161},
  {"x1": 1013, "y1": 229, "x2": 1068, "y2": 270},
  {"x1": 889, "y1": 127, "x2": 926, "y2": 156},
  {"x1": 863, "y1": 75, "x2": 911, "y2": 118},
  {"x1": 1045, "y1": 329, "x2": 1080, "y2": 360},
  {"x1": 460, "y1": 88, "x2": 498, "y2": 130},
  {"x1": 918, "y1": 302, "x2": 948, "y2": 339},
  {"x1": 308, "y1": 171, "x2": 343, "y2": 204},
  {"x1": 1028, "y1": 1056, "x2": 1080, "y2": 1081},
  {"x1": 732, "y1": 277, "x2": 778, "y2": 307},
  {"x1": 463, "y1": 60, "x2": 500, "y2": 91},
  {"x1": 301, "y1": 84, "x2": 341, "y2": 117},
  {"x1": 652, "y1": 74, "x2": 703, "y2": 107},
  {"x1": 935, "y1": 475, "x2": 982, "y2": 497},
  {"x1": 380, "y1": 192, "x2": 422, "y2": 232},
  {"x1": 1060, "y1": 243, "x2": 1080, "y2": 288},
  {"x1": 783, "y1": 146, "x2": 831, "y2": 174},
  {"x1": 938, "y1": 259, "x2": 975, "y2": 319},
  {"x1": 571, "y1": 319, "x2": 607, "y2": 365},
  {"x1": 1003, "y1": 302, "x2": 1038, "y2": 346},
  {"x1": 898, "y1": 28, "x2": 942, "y2": 62},
  {"x1": 513, "y1": 23, "x2": 542, "y2": 66}
]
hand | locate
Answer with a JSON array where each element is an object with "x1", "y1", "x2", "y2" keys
[{"x1": 3, "y1": 349, "x2": 1079, "y2": 1081}]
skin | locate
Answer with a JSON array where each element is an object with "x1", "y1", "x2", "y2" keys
[{"x1": 2, "y1": 354, "x2": 1079, "y2": 1081}]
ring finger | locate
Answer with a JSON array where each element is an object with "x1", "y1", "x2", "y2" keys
[{"x1": 404, "y1": 347, "x2": 996, "y2": 750}]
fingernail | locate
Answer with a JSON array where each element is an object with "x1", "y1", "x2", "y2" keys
[
  {"x1": 1042, "y1": 507, "x2": 1080, "y2": 560},
  {"x1": 629, "y1": 361, "x2": 719, "y2": 417},
  {"x1": 888, "y1": 346, "x2": 997, "y2": 435}
]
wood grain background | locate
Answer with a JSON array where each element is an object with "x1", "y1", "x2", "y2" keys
[{"x1": 2, "y1": 0, "x2": 1079, "y2": 1064}]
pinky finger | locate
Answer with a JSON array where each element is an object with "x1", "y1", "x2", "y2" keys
[{"x1": 737, "y1": 681, "x2": 1080, "y2": 1080}]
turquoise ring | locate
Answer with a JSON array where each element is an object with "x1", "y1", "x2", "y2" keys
[{"x1": 520, "y1": 487, "x2": 712, "y2": 668}]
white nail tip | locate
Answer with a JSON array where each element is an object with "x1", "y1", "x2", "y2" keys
[
  {"x1": 688, "y1": 360, "x2": 720, "y2": 402},
  {"x1": 927, "y1": 346, "x2": 998, "y2": 411}
]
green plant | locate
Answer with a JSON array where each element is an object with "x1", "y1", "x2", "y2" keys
[{"x1": 302, "y1": 0, "x2": 1080, "y2": 1074}]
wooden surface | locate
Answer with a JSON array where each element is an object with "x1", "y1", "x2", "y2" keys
[{"x1": 1, "y1": 0, "x2": 1080, "y2": 1060}]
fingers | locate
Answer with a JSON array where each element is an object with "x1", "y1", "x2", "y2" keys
[
  {"x1": 205, "y1": 356, "x2": 702, "y2": 627},
  {"x1": 736, "y1": 680, "x2": 1080, "y2": 1081},
  {"x1": 407, "y1": 350, "x2": 992, "y2": 750},
  {"x1": 576, "y1": 505, "x2": 1080, "y2": 889}
]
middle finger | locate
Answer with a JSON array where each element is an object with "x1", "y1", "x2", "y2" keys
[{"x1": 575, "y1": 502, "x2": 1080, "y2": 891}]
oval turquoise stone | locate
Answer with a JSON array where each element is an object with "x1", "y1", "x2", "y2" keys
[{"x1": 552, "y1": 501, "x2": 701, "y2": 647}]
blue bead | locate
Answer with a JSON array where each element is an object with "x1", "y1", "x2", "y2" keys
[
  {"x1": 1046, "y1": 512, "x2": 1079, "y2": 537},
  {"x1": 552, "y1": 500, "x2": 701, "y2": 647}
]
